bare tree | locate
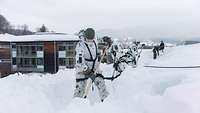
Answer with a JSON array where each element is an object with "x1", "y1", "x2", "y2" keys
[
  {"x1": 0, "y1": 14, "x2": 10, "y2": 33},
  {"x1": 22, "y1": 24, "x2": 30, "y2": 35},
  {"x1": 0, "y1": 14, "x2": 33, "y2": 35}
]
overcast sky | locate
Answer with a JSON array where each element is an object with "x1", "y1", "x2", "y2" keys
[{"x1": 0, "y1": 0, "x2": 200, "y2": 39}]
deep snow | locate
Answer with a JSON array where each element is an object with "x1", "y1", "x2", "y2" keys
[{"x1": 0, "y1": 44, "x2": 200, "y2": 113}]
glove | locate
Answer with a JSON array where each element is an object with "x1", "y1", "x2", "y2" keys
[
  {"x1": 76, "y1": 65, "x2": 90, "y2": 75},
  {"x1": 82, "y1": 68, "x2": 92, "y2": 75},
  {"x1": 82, "y1": 65, "x2": 88, "y2": 71}
]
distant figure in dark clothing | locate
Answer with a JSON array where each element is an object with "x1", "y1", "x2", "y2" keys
[
  {"x1": 153, "y1": 46, "x2": 157, "y2": 59},
  {"x1": 159, "y1": 41, "x2": 165, "y2": 52},
  {"x1": 154, "y1": 46, "x2": 160, "y2": 56}
]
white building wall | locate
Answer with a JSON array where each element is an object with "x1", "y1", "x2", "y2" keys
[
  {"x1": 37, "y1": 65, "x2": 44, "y2": 69},
  {"x1": 58, "y1": 51, "x2": 66, "y2": 58},
  {"x1": 37, "y1": 51, "x2": 44, "y2": 58},
  {"x1": 12, "y1": 51, "x2": 16, "y2": 57},
  {"x1": 59, "y1": 66, "x2": 66, "y2": 69}
]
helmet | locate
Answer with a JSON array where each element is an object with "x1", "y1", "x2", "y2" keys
[
  {"x1": 84, "y1": 28, "x2": 95, "y2": 40},
  {"x1": 103, "y1": 36, "x2": 112, "y2": 47}
]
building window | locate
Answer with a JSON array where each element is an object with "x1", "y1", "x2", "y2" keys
[
  {"x1": 31, "y1": 58, "x2": 36, "y2": 65},
  {"x1": 69, "y1": 58, "x2": 74, "y2": 66},
  {"x1": 37, "y1": 58, "x2": 43, "y2": 65},
  {"x1": 58, "y1": 46, "x2": 66, "y2": 51},
  {"x1": 12, "y1": 44, "x2": 16, "y2": 49},
  {"x1": 16, "y1": 45, "x2": 42, "y2": 57},
  {"x1": 59, "y1": 58, "x2": 66, "y2": 66},
  {"x1": 12, "y1": 58, "x2": 16, "y2": 65},
  {"x1": 37, "y1": 46, "x2": 43, "y2": 51},
  {"x1": 66, "y1": 51, "x2": 75, "y2": 56},
  {"x1": 18, "y1": 58, "x2": 37, "y2": 68},
  {"x1": 24, "y1": 46, "x2": 30, "y2": 55},
  {"x1": 0, "y1": 43, "x2": 10, "y2": 48},
  {"x1": 66, "y1": 46, "x2": 74, "y2": 50},
  {"x1": 31, "y1": 46, "x2": 36, "y2": 54},
  {"x1": 66, "y1": 58, "x2": 75, "y2": 67},
  {"x1": 22, "y1": 58, "x2": 29, "y2": 67},
  {"x1": 12, "y1": 44, "x2": 16, "y2": 51}
]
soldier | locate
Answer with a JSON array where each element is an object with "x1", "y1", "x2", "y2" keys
[
  {"x1": 74, "y1": 28, "x2": 109, "y2": 102},
  {"x1": 153, "y1": 46, "x2": 157, "y2": 59},
  {"x1": 159, "y1": 41, "x2": 165, "y2": 52}
]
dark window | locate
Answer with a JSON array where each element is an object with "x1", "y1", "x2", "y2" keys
[
  {"x1": 12, "y1": 44, "x2": 17, "y2": 51},
  {"x1": 12, "y1": 58, "x2": 16, "y2": 65},
  {"x1": 31, "y1": 58, "x2": 36, "y2": 65},
  {"x1": 18, "y1": 58, "x2": 37, "y2": 68},
  {"x1": 37, "y1": 58, "x2": 43, "y2": 65},
  {"x1": 37, "y1": 46, "x2": 43, "y2": 51},
  {"x1": 19, "y1": 58, "x2": 23, "y2": 66},
  {"x1": 66, "y1": 51, "x2": 75, "y2": 56},
  {"x1": 68, "y1": 58, "x2": 74, "y2": 65},
  {"x1": 67, "y1": 58, "x2": 75, "y2": 67},
  {"x1": 66, "y1": 46, "x2": 74, "y2": 50},
  {"x1": 24, "y1": 58, "x2": 29, "y2": 65},
  {"x1": 16, "y1": 47, "x2": 20, "y2": 56},
  {"x1": 59, "y1": 46, "x2": 66, "y2": 51},
  {"x1": 24, "y1": 46, "x2": 29, "y2": 55},
  {"x1": 31, "y1": 46, "x2": 36, "y2": 54},
  {"x1": 59, "y1": 58, "x2": 66, "y2": 66},
  {"x1": 12, "y1": 44, "x2": 16, "y2": 49}
]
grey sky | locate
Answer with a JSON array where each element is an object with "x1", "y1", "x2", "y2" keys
[{"x1": 0, "y1": 0, "x2": 200, "y2": 39}]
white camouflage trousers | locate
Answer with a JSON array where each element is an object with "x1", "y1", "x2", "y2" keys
[{"x1": 74, "y1": 76, "x2": 109, "y2": 101}]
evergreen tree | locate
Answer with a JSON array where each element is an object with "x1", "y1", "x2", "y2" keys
[{"x1": 39, "y1": 24, "x2": 48, "y2": 32}]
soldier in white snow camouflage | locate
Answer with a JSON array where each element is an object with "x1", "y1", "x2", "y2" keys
[{"x1": 74, "y1": 28, "x2": 109, "y2": 102}]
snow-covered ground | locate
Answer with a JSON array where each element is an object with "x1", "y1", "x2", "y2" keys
[{"x1": 1, "y1": 44, "x2": 200, "y2": 113}]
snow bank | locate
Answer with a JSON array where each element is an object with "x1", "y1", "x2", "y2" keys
[
  {"x1": 0, "y1": 70, "x2": 75, "y2": 113},
  {"x1": 151, "y1": 44, "x2": 200, "y2": 66},
  {"x1": 0, "y1": 44, "x2": 200, "y2": 113}
]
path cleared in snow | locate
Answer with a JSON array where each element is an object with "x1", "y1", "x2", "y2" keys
[{"x1": 0, "y1": 44, "x2": 200, "y2": 113}]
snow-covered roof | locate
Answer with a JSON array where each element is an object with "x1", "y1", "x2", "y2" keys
[{"x1": 0, "y1": 33, "x2": 79, "y2": 42}]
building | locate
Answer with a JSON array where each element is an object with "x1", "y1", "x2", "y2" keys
[{"x1": 0, "y1": 33, "x2": 79, "y2": 77}]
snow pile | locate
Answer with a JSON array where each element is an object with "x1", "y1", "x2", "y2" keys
[
  {"x1": 0, "y1": 70, "x2": 75, "y2": 113},
  {"x1": 151, "y1": 44, "x2": 200, "y2": 66},
  {"x1": 0, "y1": 44, "x2": 200, "y2": 113}
]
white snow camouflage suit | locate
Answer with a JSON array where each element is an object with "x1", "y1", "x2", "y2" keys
[{"x1": 74, "y1": 39, "x2": 109, "y2": 101}]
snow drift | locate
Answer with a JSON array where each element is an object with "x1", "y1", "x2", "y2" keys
[{"x1": 0, "y1": 44, "x2": 200, "y2": 113}]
